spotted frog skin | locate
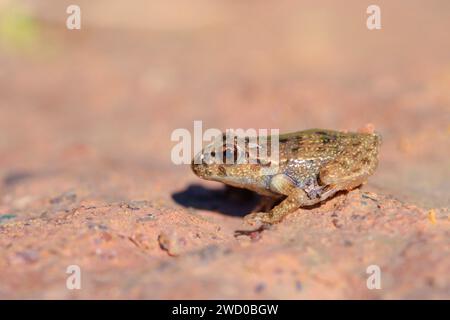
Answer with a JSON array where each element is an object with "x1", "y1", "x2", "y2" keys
[{"x1": 191, "y1": 128, "x2": 381, "y2": 224}]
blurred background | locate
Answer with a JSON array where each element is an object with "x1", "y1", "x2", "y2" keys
[
  {"x1": 0, "y1": 0, "x2": 449, "y2": 299},
  {"x1": 0, "y1": 0, "x2": 449, "y2": 207}
]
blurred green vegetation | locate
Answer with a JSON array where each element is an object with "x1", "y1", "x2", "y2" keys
[{"x1": 0, "y1": 3, "x2": 39, "y2": 52}]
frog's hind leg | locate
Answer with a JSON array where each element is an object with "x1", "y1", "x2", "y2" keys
[{"x1": 318, "y1": 149, "x2": 379, "y2": 194}]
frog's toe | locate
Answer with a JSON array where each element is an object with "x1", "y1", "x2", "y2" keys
[
  {"x1": 243, "y1": 212, "x2": 264, "y2": 225},
  {"x1": 243, "y1": 212, "x2": 277, "y2": 225}
]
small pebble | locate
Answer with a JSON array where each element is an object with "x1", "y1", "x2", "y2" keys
[
  {"x1": 158, "y1": 232, "x2": 181, "y2": 256},
  {"x1": 0, "y1": 214, "x2": 16, "y2": 224},
  {"x1": 254, "y1": 282, "x2": 266, "y2": 293}
]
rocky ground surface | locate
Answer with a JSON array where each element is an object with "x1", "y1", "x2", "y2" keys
[{"x1": 0, "y1": 0, "x2": 449, "y2": 299}]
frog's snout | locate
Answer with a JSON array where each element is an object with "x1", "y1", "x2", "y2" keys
[{"x1": 191, "y1": 156, "x2": 200, "y2": 176}]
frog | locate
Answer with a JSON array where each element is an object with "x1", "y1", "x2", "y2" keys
[{"x1": 191, "y1": 127, "x2": 381, "y2": 225}]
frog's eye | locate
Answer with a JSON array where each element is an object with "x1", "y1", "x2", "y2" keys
[{"x1": 222, "y1": 144, "x2": 240, "y2": 164}]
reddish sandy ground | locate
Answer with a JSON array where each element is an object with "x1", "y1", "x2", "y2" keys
[{"x1": 0, "y1": 1, "x2": 449, "y2": 299}]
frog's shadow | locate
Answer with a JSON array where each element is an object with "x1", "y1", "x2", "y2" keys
[{"x1": 171, "y1": 184, "x2": 263, "y2": 217}]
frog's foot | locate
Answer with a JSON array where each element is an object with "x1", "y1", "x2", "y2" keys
[
  {"x1": 244, "y1": 212, "x2": 280, "y2": 225},
  {"x1": 234, "y1": 224, "x2": 268, "y2": 238}
]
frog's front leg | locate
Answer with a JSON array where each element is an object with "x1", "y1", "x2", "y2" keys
[{"x1": 244, "y1": 174, "x2": 309, "y2": 225}]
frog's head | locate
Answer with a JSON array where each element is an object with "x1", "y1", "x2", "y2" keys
[{"x1": 191, "y1": 132, "x2": 276, "y2": 189}]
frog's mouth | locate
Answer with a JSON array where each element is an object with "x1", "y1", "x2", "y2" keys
[{"x1": 215, "y1": 175, "x2": 276, "y2": 197}]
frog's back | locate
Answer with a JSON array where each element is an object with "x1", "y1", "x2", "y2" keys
[{"x1": 276, "y1": 129, "x2": 380, "y2": 162}]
